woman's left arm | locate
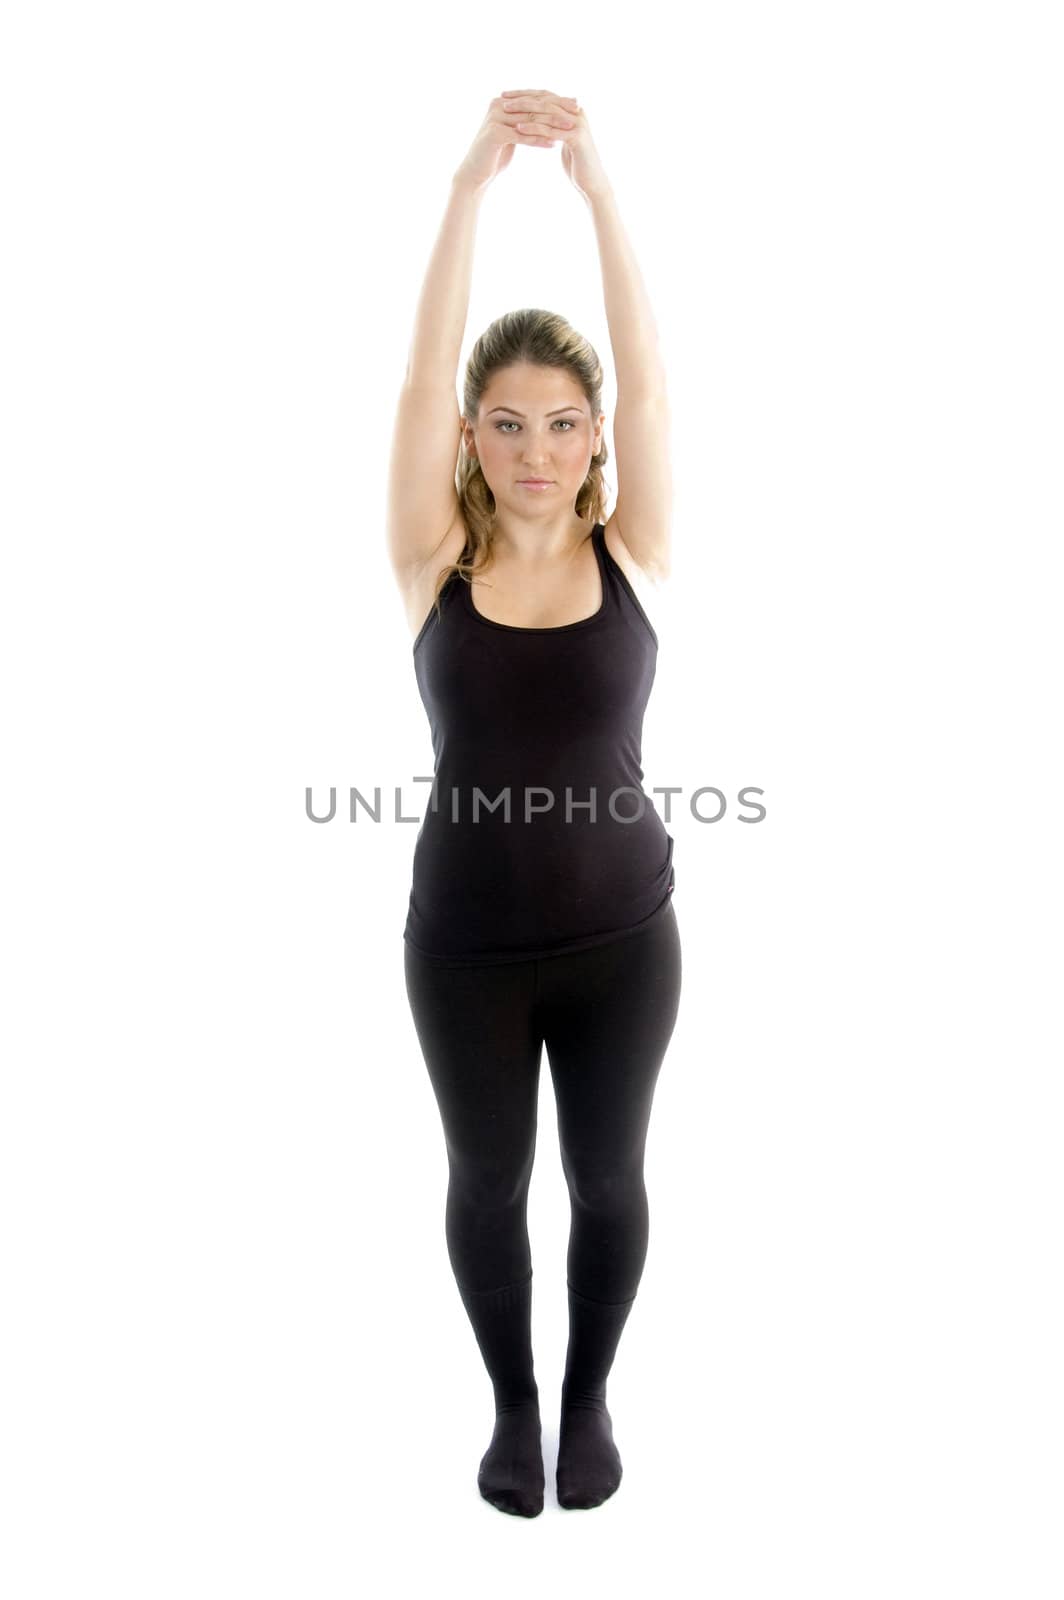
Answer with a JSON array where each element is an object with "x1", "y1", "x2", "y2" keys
[
  {"x1": 499, "y1": 91, "x2": 673, "y2": 578},
  {"x1": 586, "y1": 183, "x2": 673, "y2": 580}
]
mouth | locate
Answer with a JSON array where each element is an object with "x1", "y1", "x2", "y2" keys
[{"x1": 518, "y1": 479, "x2": 554, "y2": 487}]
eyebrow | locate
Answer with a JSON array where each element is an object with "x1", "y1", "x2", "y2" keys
[{"x1": 486, "y1": 405, "x2": 583, "y2": 418}]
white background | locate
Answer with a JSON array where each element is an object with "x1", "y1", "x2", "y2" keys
[{"x1": 2, "y1": 2, "x2": 1061, "y2": 1594}]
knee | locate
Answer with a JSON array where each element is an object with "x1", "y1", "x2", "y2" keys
[
  {"x1": 449, "y1": 1148, "x2": 534, "y2": 1212},
  {"x1": 565, "y1": 1161, "x2": 644, "y2": 1217}
]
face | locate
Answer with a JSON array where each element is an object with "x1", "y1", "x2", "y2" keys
[{"x1": 463, "y1": 362, "x2": 604, "y2": 512}]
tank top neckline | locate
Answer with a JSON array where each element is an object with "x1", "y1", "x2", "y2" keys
[{"x1": 464, "y1": 521, "x2": 608, "y2": 636}]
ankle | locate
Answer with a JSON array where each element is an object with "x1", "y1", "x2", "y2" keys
[
  {"x1": 561, "y1": 1381, "x2": 608, "y2": 1413},
  {"x1": 495, "y1": 1385, "x2": 540, "y2": 1417}
]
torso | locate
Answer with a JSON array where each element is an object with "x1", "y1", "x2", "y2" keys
[
  {"x1": 400, "y1": 510, "x2": 655, "y2": 642},
  {"x1": 403, "y1": 515, "x2": 675, "y2": 963}
]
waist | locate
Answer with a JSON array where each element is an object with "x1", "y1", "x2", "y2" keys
[{"x1": 406, "y1": 809, "x2": 675, "y2": 962}]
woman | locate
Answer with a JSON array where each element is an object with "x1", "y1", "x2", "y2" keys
[{"x1": 387, "y1": 90, "x2": 682, "y2": 1518}]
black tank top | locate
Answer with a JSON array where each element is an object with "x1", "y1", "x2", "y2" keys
[{"x1": 403, "y1": 520, "x2": 676, "y2": 966}]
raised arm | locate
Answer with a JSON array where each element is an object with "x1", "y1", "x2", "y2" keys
[
  {"x1": 587, "y1": 185, "x2": 673, "y2": 581},
  {"x1": 385, "y1": 97, "x2": 568, "y2": 583},
  {"x1": 384, "y1": 177, "x2": 481, "y2": 581},
  {"x1": 500, "y1": 90, "x2": 674, "y2": 580}
]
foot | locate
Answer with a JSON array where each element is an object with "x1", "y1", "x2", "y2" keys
[
  {"x1": 477, "y1": 1398, "x2": 545, "y2": 1517},
  {"x1": 556, "y1": 1400, "x2": 623, "y2": 1509}
]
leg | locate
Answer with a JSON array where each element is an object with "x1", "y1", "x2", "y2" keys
[
  {"x1": 403, "y1": 943, "x2": 546, "y2": 1516},
  {"x1": 539, "y1": 903, "x2": 683, "y2": 1508}
]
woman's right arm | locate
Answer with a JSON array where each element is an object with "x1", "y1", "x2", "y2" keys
[
  {"x1": 385, "y1": 174, "x2": 485, "y2": 580},
  {"x1": 385, "y1": 96, "x2": 567, "y2": 581}
]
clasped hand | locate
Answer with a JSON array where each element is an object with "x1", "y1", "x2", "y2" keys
[{"x1": 459, "y1": 89, "x2": 611, "y2": 203}]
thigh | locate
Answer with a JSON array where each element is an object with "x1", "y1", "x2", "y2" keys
[
  {"x1": 403, "y1": 944, "x2": 544, "y2": 1178},
  {"x1": 538, "y1": 904, "x2": 683, "y2": 1163}
]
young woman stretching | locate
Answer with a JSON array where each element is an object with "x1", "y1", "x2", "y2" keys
[{"x1": 388, "y1": 89, "x2": 682, "y2": 1517}]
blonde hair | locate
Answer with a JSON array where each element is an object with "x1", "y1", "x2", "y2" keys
[{"x1": 427, "y1": 308, "x2": 610, "y2": 623}]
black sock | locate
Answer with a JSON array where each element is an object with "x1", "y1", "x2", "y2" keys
[
  {"x1": 456, "y1": 1271, "x2": 544, "y2": 1517},
  {"x1": 557, "y1": 1285, "x2": 636, "y2": 1510}
]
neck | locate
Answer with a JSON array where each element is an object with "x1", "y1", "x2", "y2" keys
[{"x1": 489, "y1": 512, "x2": 592, "y2": 565}]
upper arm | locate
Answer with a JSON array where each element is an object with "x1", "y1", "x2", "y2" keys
[
  {"x1": 386, "y1": 381, "x2": 464, "y2": 579},
  {"x1": 610, "y1": 387, "x2": 674, "y2": 582}
]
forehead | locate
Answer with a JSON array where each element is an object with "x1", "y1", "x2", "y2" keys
[{"x1": 480, "y1": 363, "x2": 587, "y2": 411}]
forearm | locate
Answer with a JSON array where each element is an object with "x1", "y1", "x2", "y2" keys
[
  {"x1": 404, "y1": 175, "x2": 486, "y2": 389},
  {"x1": 586, "y1": 186, "x2": 667, "y2": 399}
]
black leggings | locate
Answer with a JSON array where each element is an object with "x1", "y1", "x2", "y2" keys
[{"x1": 403, "y1": 901, "x2": 683, "y2": 1305}]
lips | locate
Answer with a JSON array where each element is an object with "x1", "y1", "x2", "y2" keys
[{"x1": 518, "y1": 479, "x2": 553, "y2": 486}]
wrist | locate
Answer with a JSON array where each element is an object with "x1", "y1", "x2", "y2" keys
[{"x1": 452, "y1": 166, "x2": 489, "y2": 200}]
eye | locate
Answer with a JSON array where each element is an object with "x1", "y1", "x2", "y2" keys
[{"x1": 494, "y1": 419, "x2": 576, "y2": 432}]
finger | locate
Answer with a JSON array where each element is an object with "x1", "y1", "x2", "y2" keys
[
  {"x1": 497, "y1": 100, "x2": 576, "y2": 120},
  {"x1": 497, "y1": 107, "x2": 576, "y2": 130},
  {"x1": 502, "y1": 90, "x2": 580, "y2": 107},
  {"x1": 507, "y1": 129, "x2": 557, "y2": 146},
  {"x1": 515, "y1": 120, "x2": 574, "y2": 139},
  {"x1": 499, "y1": 99, "x2": 576, "y2": 117}
]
